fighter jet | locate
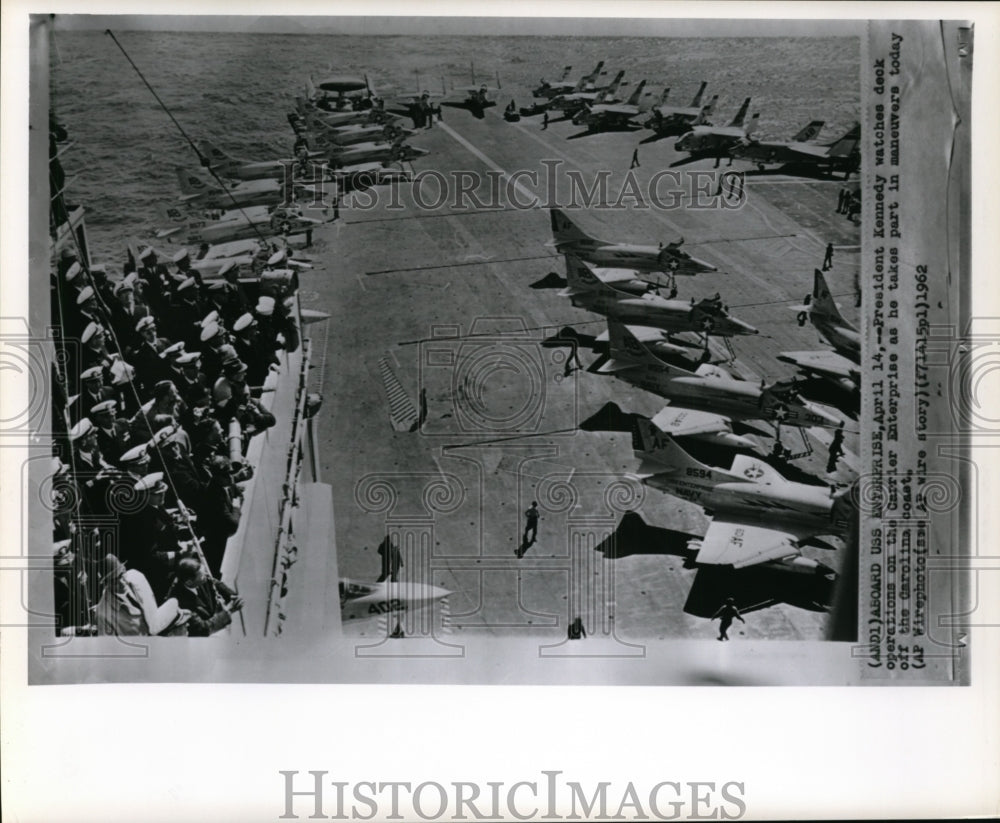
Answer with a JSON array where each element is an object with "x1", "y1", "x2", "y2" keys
[
  {"x1": 673, "y1": 98, "x2": 759, "y2": 166},
  {"x1": 154, "y1": 202, "x2": 329, "y2": 246},
  {"x1": 322, "y1": 135, "x2": 429, "y2": 166},
  {"x1": 294, "y1": 98, "x2": 401, "y2": 131},
  {"x1": 440, "y1": 63, "x2": 502, "y2": 119},
  {"x1": 339, "y1": 578, "x2": 452, "y2": 622},
  {"x1": 548, "y1": 70, "x2": 626, "y2": 118},
  {"x1": 630, "y1": 421, "x2": 850, "y2": 571},
  {"x1": 643, "y1": 82, "x2": 719, "y2": 136},
  {"x1": 572, "y1": 79, "x2": 652, "y2": 131},
  {"x1": 729, "y1": 121, "x2": 860, "y2": 177},
  {"x1": 316, "y1": 121, "x2": 414, "y2": 147},
  {"x1": 600, "y1": 320, "x2": 845, "y2": 432},
  {"x1": 548, "y1": 209, "x2": 718, "y2": 282},
  {"x1": 778, "y1": 269, "x2": 861, "y2": 394},
  {"x1": 173, "y1": 167, "x2": 325, "y2": 211},
  {"x1": 560, "y1": 255, "x2": 758, "y2": 347},
  {"x1": 532, "y1": 62, "x2": 604, "y2": 98},
  {"x1": 198, "y1": 140, "x2": 302, "y2": 182}
]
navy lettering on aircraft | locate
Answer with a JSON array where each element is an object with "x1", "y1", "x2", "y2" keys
[{"x1": 368, "y1": 599, "x2": 404, "y2": 615}]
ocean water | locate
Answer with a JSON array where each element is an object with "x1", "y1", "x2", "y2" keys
[{"x1": 50, "y1": 29, "x2": 858, "y2": 265}]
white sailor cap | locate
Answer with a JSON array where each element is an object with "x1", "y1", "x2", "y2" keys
[
  {"x1": 207, "y1": 279, "x2": 228, "y2": 292},
  {"x1": 54, "y1": 539, "x2": 73, "y2": 555},
  {"x1": 76, "y1": 286, "x2": 96, "y2": 305},
  {"x1": 267, "y1": 249, "x2": 287, "y2": 267},
  {"x1": 119, "y1": 443, "x2": 150, "y2": 465},
  {"x1": 113, "y1": 279, "x2": 134, "y2": 295},
  {"x1": 177, "y1": 276, "x2": 197, "y2": 293},
  {"x1": 80, "y1": 365, "x2": 103, "y2": 382},
  {"x1": 65, "y1": 261, "x2": 83, "y2": 282},
  {"x1": 218, "y1": 260, "x2": 239, "y2": 276},
  {"x1": 69, "y1": 417, "x2": 94, "y2": 441},
  {"x1": 172, "y1": 248, "x2": 190, "y2": 263},
  {"x1": 200, "y1": 322, "x2": 222, "y2": 343},
  {"x1": 90, "y1": 399, "x2": 117, "y2": 415},
  {"x1": 110, "y1": 359, "x2": 135, "y2": 386},
  {"x1": 81, "y1": 322, "x2": 103, "y2": 344},
  {"x1": 150, "y1": 426, "x2": 178, "y2": 448},
  {"x1": 283, "y1": 296, "x2": 296, "y2": 310},
  {"x1": 255, "y1": 296, "x2": 276, "y2": 316},
  {"x1": 161, "y1": 341, "x2": 185, "y2": 359},
  {"x1": 177, "y1": 351, "x2": 201, "y2": 366},
  {"x1": 134, "y1": 472, "x2": 167, "y2": 494},
  {"x1": 200, "y1": 310, "x2": 220, "y2": 328},
  {"x1": 233, "y1": 312, "x2": 255, "y2": 333},
  {"x1": 135, "y1": 315, "x2": 156, "y2": 333},
  {"x1": 123, "y1": 271, "x2": 140, "y2": 288},
  {"x1": 139, "y1": 246, "x2": 155, "y2": 261}
]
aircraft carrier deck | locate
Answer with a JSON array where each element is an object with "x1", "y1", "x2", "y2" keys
[{"x1": 299, "y1": 106, "x2": 860, "y2": 643}]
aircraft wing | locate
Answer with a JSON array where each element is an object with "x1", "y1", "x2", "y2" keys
[
  {"x1": 693, "y1": 519, "x2": 801, "y2": 568},
  {"x1": 778, "y1": 350, "x2": 858, "y2": 381},
  {"x1": 729, "y1": 453, "x2": 788, "y2": 485},
  {"x1": 782, "y1": 143, "x2": 831, "y2": 159},
  {"x1": 651, "y1": 406, "x2": 733, "y2": 438}
]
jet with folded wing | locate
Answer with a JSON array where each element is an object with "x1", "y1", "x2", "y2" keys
[
  {"x1": 778, "y1": 269, "x2": 861, "y2": 395},
  {"x1": 339, "y1": 578, "x2": 452, "y2": 622},
  {"x1": 673, "y1": 98, "x2": 759, "y2": 166},
  {"x1": 600, "y1": 320, "x2": 845, "y2": 432},
  {"x1": 154, "y1": 202, "x2": 330, "y2": 246},
  {"x1": 643, "y1": 82, "x2": 719, "y2": 135},
  {"x1": 548, "y1": 209, "x2": 718, "y2": 282},
  {"x1": 561, "y1": 255, "x2": 758, "y2": 349},
  {"x1": 440, "y1": 63, "x2": 502, "y2": 118},
  {"x1": 730, "y1": 121, "x2": 860, "y2": 177},
  {"x1": 572, "y1": 79, "x2": 652, "y2": 131},
  {"x1": 548, "y1": 70, "x2": 626, "y2": 117},
  {"x1": 630, "y1": 420, "x2": 850, "y2": 571},
  {"x1": 532, "y1": 61, "x2": 604, "y2": 98}
]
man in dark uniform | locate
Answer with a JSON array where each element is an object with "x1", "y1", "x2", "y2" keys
[
  {"x1": 826, "y1": 425, "x2": 846, "y2": 474},
  {"x1": 516, "y1": 501, "x2": 541, "y2": 557},
  {"x1": 712, "y1": 597, "x2": 746, "y2": 641},
  {"x1": 376, "y1": 534, "x2": 403, "y2": 583},
  {"x1": 822, "y1": 242, "x2": 834, "y2": 271},
  {"x1": 196, "y1": 456, "x2": 242, "y2": 575},
  {"x1": 90, "y1": 399, "x2": 131, "y2": 466}
]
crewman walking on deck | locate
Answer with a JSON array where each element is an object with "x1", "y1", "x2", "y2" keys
[
  {"x1": 567, "y1": 617, "x2": 587, "y2": 640},
  {"x1": 836, "y1": 188, "x2": 847, "y2": 214},
  {"x1": 822, "y1": 242, "x2": 834, "y2": 271},
  {"x1": 630, "y1": 147, "x2": 640, "y2": 169},
  {"x1": 542, "y1": 111, "x2": 549, "y2": 130},
  {"x1": 712, "y1": 597, "x2": 745, "y2": 641},
  {"x1": 516, "y1": 501, "x2": 541, "y2": 557},
  {"x1": 826, "y1": 424, "x2": 845, "y2": 474},
  {"x1": 376, "y1": 534, "x2": 403, "y2": 583}
]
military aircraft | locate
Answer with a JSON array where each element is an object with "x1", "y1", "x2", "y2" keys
[
  {"x1": 532, "y1": 62, "x2": 603, "y2": 98},
  {"x1": 154, "y1": 202, "x2": 329, "y2": 246},
  {"x1": 548, "y1": 209, "x2": 718, "y2": 283},
  {"x1": 673, "y1": 98, "x2": 759, "y2": 166},
  {"x1": 197, "y1": 140, "x2": 303, "y2": 182},
  {"x1": 339, "y1": 578, "x2": 452, "y2": 622},
  {"x1": 324, "y1": 135, "x2": 430, "y2": 166},
  {"x1": 572, "y1": 79, "x2": 652, "y2": 131},
  {"x1": 729, "y1": 121, "x2": 860, "y2": 177},
  {"x1": 317, "y1": 121, "x2": 414, "y2": 147},
  {"x1": 600, "y1": 320, "x2": 845, "y2": 432},
  {"x1": 630, "y1": 421, "x2": 850, "y2": 571},
  {"x1": 306, "y1": 73, "x2": 376, "y2": 111},
  {"x1": 441, "y1": 63, "x2": 503, "y2": 119},
  {"x1": 174, "y1": 167, "x2": 326, "y2": 211},
  {"x1": 330, "y1": 161, "x2": 413, "y2": 195},
  {"x1": 643, "y1": 82, "x2": 719, "y2": 135},
  {"x1": 294, "y1": 97, "x2": 401, "y2": 131},
  {"x1": 548, "y1": 70, "x2": 626, "y2": 117},
  {"x1": 561, "y1": 255, "x2": 758, "y2": 347},
  {"x1": 778, "y1": 269, "x2": 861, "y2": 394}
]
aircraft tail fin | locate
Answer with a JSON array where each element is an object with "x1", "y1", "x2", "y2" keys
[
  {"x1": 792, "y1": 120, "x2": 825, "y2": 142},
  {"x1": 728, "y1": 97, "x2": 751, "y2": 128},
  {"x1": 689, "y1": 81, "x2": 708, "y2": 107},
  {"x1": 744, "y1": 112, "x2": 760, "y2": 137},
  {"x1": 563, "y1": 255, "x2": 616, "y2": 297},
  {"x1": 825, "y1": 122, "x2": 861, "y2": 157},
  {"x1": 659, "y1": 87, "x2": 671, "y2": 106},
  {"x1": 549, "y1": 208, "x2": 597, "y2": 248},
  {"x1": 625, "y1": 79, "x2": 647, "y2": 107},
  {"x1": 175, "y1": 166, "x2": 214, "y2": 197},
  {"x1": 632, "y1": 418, "x2": 715, "y2": 474},
  {"x1": 156, "y1": 202, "x2": 193, "y2": 228},
  {"x1": 586, "y1": 60, "x2": 604, "y2": 82},
  {"x1": 694, "y1": 103, "x2": 714, "y2": 126},
  {"x1": 607, "y1": 320, "x2": 667, "y2": 367},
  {"x1": 199, "y1": 140, "x2": 234, "y2": 170},
  {"x1": 702, "y1": 94, "x2": 719, "y2": 118},
  {"x1": 561, "y1": 65, "x2": 573, "y2": 81},
  {"x1": 809, "y1": 269, "x2": 849, "y2": 326},
  {"x1": 603, "y1": 70, "x2": 625, "y2": 101}
]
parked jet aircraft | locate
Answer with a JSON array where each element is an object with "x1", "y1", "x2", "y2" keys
[
  {"x1": 730, "y1": 122, "x2": 860, "y2": 176},
  {"x1": 561, "y1": 255, "x2": 758, "y2": 344},
  {"x1": 572, "y1": 79, "x2": 652, "y2": 131},
  {"x1": 319, "y1": 121, "x2": 414, "y2": 146},
  {"x1": 673, "y1": 98, "x2": 759, "y2": 166},
  {"x1": 548, "y1": 70, "x2": 626, "y2": 117},
  {"x1": 601, "y1": 321, "x2": 844, "y2": 432},
  {"x1": 548, "y1": 209, "x2": 718, "y2": 281},
  {"x1": 532, "y1": 61, "x2": 603, "y2": 98},
  {"x1": 324, "y1": 135, "x2": 430, "y2": 166},
  {"x1": 778, "y1": 269, "x2": 861, "y2": 393},
  {"x1": 155, "y1": 203, "x2": 329, "y2": 246},
  {"x1": 440, "y1": 63, "x2": 502, "y2": 118},
  {"x1": 198, "y1": 140, "x2": 302, "y2": 182},
  {"x1": 295, "y1": 98, "x2": 400, "y2": 130},
  {"x1": 339, "y1": 578, "x2": 452, "y2": 621},
  {"x1": 643, "y1": 82, "x2": 719, "y2": 135},
  {"x1": 631, "y1": 421, "x2": 850, "y2": 570},
  {"x1": 174, "y1": 167, "x2": 326, "y2": 211}
]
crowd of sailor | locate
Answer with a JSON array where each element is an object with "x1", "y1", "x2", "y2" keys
[{"x1": 50, "y1": 240, "x2": 302, "y2": 637}]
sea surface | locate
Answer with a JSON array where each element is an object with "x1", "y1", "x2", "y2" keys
[{"x1": 50, "y1": 29, "x2": 859, "y2": 265}]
